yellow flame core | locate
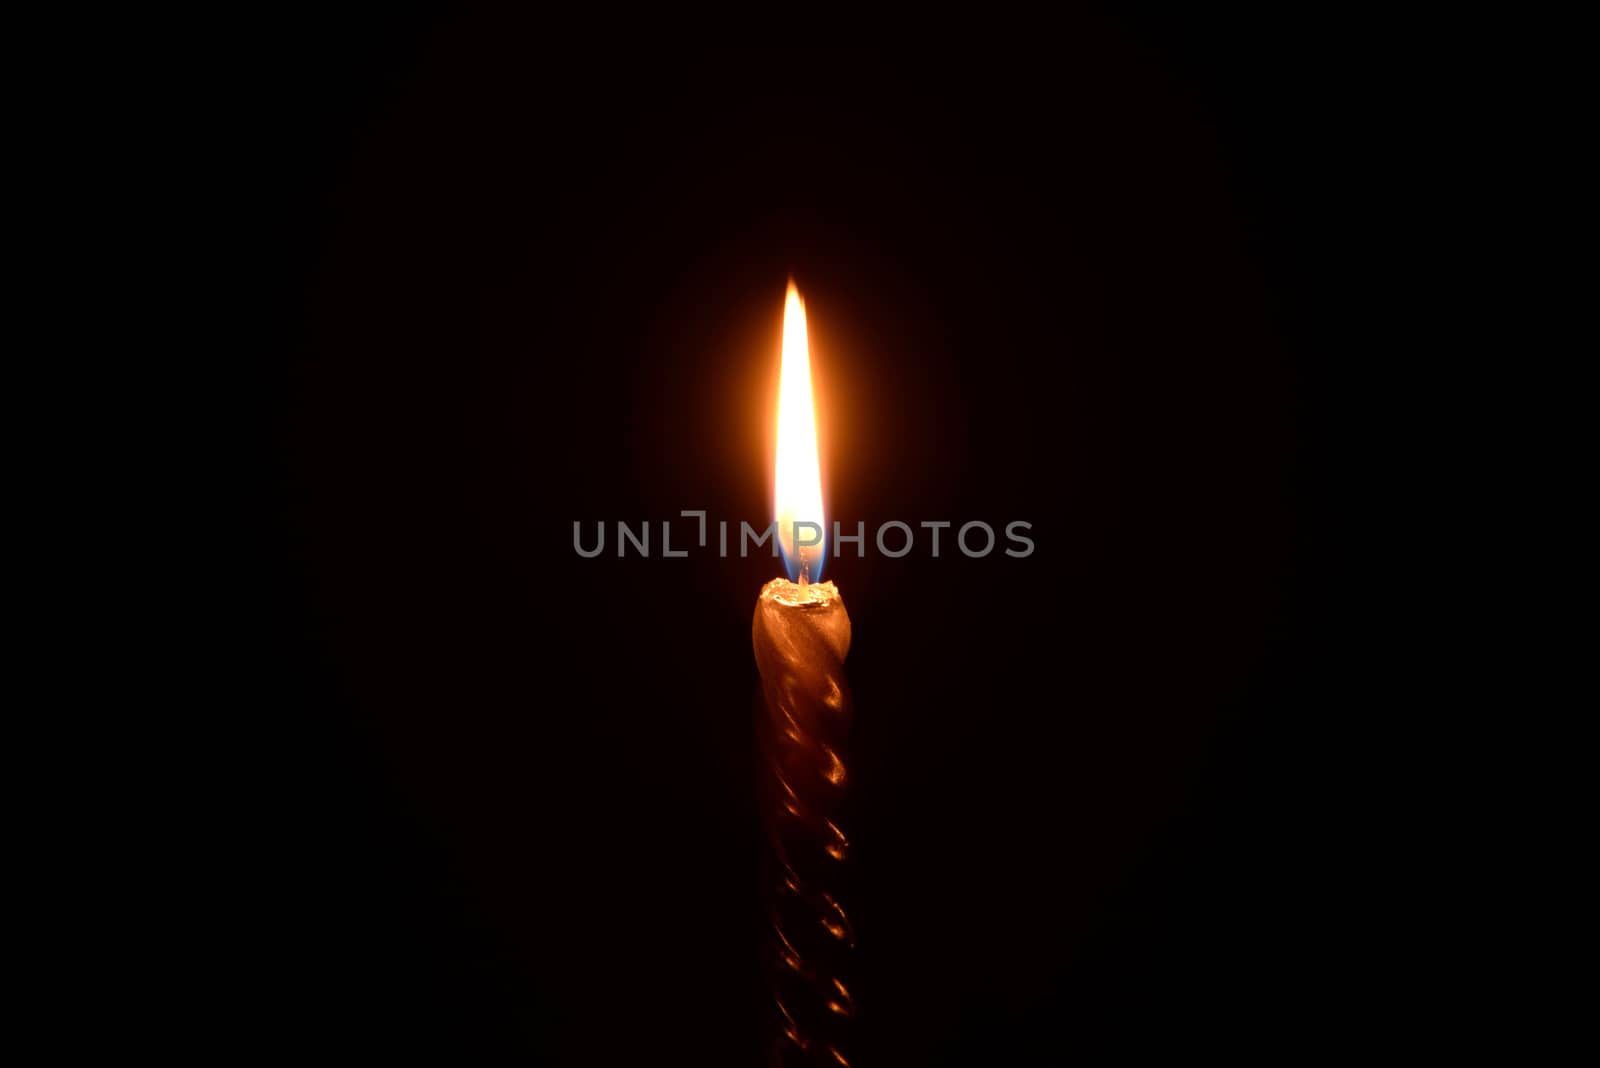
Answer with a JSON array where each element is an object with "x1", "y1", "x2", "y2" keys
[{"x1": 775, "y1": 282, "x2": 825, "y2": 582}]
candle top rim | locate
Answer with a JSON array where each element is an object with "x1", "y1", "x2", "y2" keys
[{"x1": 759, "y1": 577, "x2": 842, "y2": 609}]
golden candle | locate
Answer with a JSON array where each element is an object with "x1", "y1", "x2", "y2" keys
[{"x1": 754, "y1": 282, "x2": 856, "y2": 1066}]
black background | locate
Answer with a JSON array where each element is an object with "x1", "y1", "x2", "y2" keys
[{"x1": 213, "y1": 11, "x2": 1417, "y2": 1064}]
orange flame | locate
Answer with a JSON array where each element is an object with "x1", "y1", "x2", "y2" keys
[{"x1": 774, "y1": 281, "x2": 825, "y2": 582}]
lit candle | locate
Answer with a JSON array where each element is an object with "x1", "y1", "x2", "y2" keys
[{"x1": 754, "y1": 282, "x2": 856, "y2": 1066}]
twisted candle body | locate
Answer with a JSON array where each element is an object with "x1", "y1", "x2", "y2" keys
[{"x1": 753, "y1": 577, "x2": 855, "y2": 1067}]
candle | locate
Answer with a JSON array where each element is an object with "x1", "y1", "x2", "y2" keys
[{"x1": 754, "y1": 283, "x2": 856, "y2": 1066}]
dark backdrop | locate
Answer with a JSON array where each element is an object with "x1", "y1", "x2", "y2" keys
[{"x1": 218, "y1": 12, "x2": 1402, "y2": 1064}]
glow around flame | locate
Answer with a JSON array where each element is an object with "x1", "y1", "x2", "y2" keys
[{"x1": 775, "y1": 281, "x2": 825, "y2": 583}]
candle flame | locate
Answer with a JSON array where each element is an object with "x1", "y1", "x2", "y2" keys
[{"x1": 775, "y1": 281, "x2": 825, "y2": 583}]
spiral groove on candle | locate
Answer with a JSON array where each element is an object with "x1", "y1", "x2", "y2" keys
[{"x1": 753, "y1": 578, "x2": 855, "y2": 1067}]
